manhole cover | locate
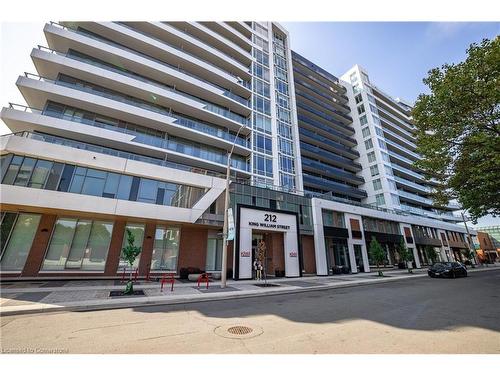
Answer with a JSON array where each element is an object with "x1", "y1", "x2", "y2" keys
[
  {"x1": 214, "y1": 323, "x2": 263, "y2": 339},
  {"x1": 227, "y1": 326, "x2": 253, "y2": 335}
]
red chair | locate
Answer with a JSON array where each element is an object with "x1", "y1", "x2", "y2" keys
[
  {"x1": 161, "y1": 273, "x2": 175, "y2": 292},
  {"x1": 197, "y1": 273, "x2": 212, "y2": 289}
]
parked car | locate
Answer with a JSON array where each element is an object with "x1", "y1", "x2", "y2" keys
[{"x1": 428, "y1": 262, "x2": 468, "y2": 278}]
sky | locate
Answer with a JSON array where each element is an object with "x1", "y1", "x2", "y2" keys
[{"x1": 0, "y1": 21, "x2": 499, "y2": 228}]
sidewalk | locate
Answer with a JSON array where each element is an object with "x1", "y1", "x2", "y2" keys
[{"x1": 1, "y1": 265, "x2": 499, "y2": 316}]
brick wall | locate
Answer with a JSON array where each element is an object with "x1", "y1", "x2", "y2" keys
[
  {"x1": 301, "y1": 235, "x2": 316, "y2": 274},
  {"x1": 21, "y1": 214, "x2": 57, "y2": 277}
]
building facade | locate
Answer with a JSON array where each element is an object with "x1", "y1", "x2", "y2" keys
[{"x1": 0, "y1": 21, "x2": 477, "y2": 281}]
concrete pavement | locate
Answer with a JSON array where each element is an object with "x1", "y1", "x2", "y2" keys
[
  {"x1": 1, "y1": 265, "x2": 499, "y2": 316},
  {"x1": 1, "y1": 269, "x2": 499, "y2": 354}
]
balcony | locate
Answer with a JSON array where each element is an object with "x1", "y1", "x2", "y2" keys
[
  {"x1": 295, "y1": 90, "x2": 353, "y2": 123},
  {"x1": 294, "y1": 77, "x2": 350, "y2": 112},
  {"x1": 293, "y1": 65, "x2": 349, "y2": 102},
  {"x1": 400, "y1": 204, "x2": 462, "y2": 222},
  {"x1": 298, "y1": 127, "x2": 359, "y2": 159},
  {"x1": 394, "y1": 176, "x2": 432, "y2": 193},
  {"x1": 301, "y1": 157, "x2": 365, "y2": 185},
  {"x1": 303, "y1": 174, "x2": 367, "y2": 200},
  {"x1": 49, "y1": 22, "x2": 252, "y2": 92},
  {"x1": 398, "y1": 190, "x2": 434, "y2": 206},
  {"x1": 298, "y1": 114, "x2": 357, "y2": 147},
  {"x1": 377, "y1": 106, "x2": 415, "y2": 134},
  {"x1": 297, "y1": 103, "x2": 355, "y2": 136},
  {"x1": 300, "y1": 142, "x2": 362, "y2": 172}
]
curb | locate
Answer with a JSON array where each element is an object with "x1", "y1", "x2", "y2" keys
[{"x1": 1, "y1": 267, "x2": 497, "y2": 317}]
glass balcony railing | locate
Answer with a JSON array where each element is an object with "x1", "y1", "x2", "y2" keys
[
  {"x1": 300, "y1": 142, "x2": 362, "y2": 171},
  {"x1": 301, "y1": 157, "x2": 364, "y2": 184},
  {"x1": 391, "y1": 162, "x2": 426, "y2": 181},
  {"x1": 7, "y1": 103, "x2": 250, "y2": 172},
  {"x1": 297, "y1": 103, "x2": 355, "y2": 136},
  {"x1": 7, "y1": 130, "x2": 230, "y2": 178},
  {"x1": 384, "y1": 138, "x2": 422, "y2": 160},
  {"x1": 48, "y1": 22, "x2": 252, "y2": 96},
  {"x1": 398, "y1": 190, "x2": 434, "y2": 205},
  {"x1": 294, "y1": 77, "x2": 351, "y2": 112},
  {"x1": 296, "y1": 90, "x2": 353, "y2": 123},
  {"x1": 302, "y1": 174, "x2": 367, "y2": 199},
  {"x1": 298, "y1": 127, "x2": 359, "y2": 158},
  {"x1": 297, "y1": 114, "x2": 357, "y2": 145},
  {"x1": 24, "y1": 71, "x2": 250, "y2": 129},
  {"x1": 394, "y1": 176, "x2": 432, "y2": 193},
  {"x1": 380, "y1": 125, "x2": 417, "y2": 150}
]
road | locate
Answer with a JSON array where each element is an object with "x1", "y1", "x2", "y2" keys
[{"x1": 1, "y1": 270, "x2": 499, "y2": 354}]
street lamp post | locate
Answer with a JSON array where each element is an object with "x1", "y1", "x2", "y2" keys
[{"x1": 221, "y1": 125, "x2": 246, "y2": 289}]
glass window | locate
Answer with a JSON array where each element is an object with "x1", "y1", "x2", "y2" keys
[
  {"x1": 253, "y1": 133, "x2": 273, "y2": 155},
  {"x1": 279, "y1": 138, "x2": 294, "y2": 156},
  {"x1": 375, "y1": 193, "x2": 386, "y2": 206},
  {"x1": 253, "y1": 63, "x2": 269, "y2": 82},
  {"x1": 137, "y1": 179, "x2": 158, "y2": 204},
  {"x1": 357, "y1": 104, "x2": 365, "y2": 115},
  {"x1": 391, "y1": 194, "x2": 400, "y2": 206},
  {"x1": 280, "y1": 173, "x2": 296, "y2": 190},
  {"x1": 57, "y1": 164, "x2": 75, "y2": 192},
  {"x1": 42, "y1": 218, "x2": 113, "y2": 271},
  {"x1": 103, "y1": 172, "x2": 120, "y2": 198},
  {"x1": 276, "y1": 92, "x2": 290, "y2": 109},
  {"x1": 367, "y1": 151, "x2": 376, "y2": 163},
  {"x1": 279, "y1": 155, "x2": 295, "y2": 173},
  {"x1": 0, "y1": 213, "x2": 41, "y2": 271},
  {"x1": 253, "y1": 48, "x2": 269, "y2": 66},
  {"x1": 253, "y1": 78, "x2": 270, "y2": 98},
  {"x1": 44, "y1": 162, "x2": 64, "y2": 190},
  {"x1": 359, "y1": 115, "x2": 368, "y2": 126},
  {"x1": 355, "y1": 94, "x2": 363, "y2": 104},
  {"x1": 274, "y1": 66, "x2": 288, "y2": 82},
  {"x1": 385, "y1": 165, "x2": 393, "y2": 176},
  {"x1": 378, "y1": 139, "x2": 387, "y2": 150},
  {"x1": 2, "y1": 156, "x2": 23, "y2": 185},
  {"x1": 150, "y1": 226, "x2": 180, "y2": 271},
  {"x1": 253, "y1": 154, "x2": 273, "y2": 177},
  {"x1": 81, "y1": 221, "x2": 113, "y2": 270},
  {"x1": 81, "y1": 169, "x2": 107, "y2": 197},
  {"x1": 372, "y1": 178, "x2": 382, "y2": 191},
  {"x1": 69, "y1": 167, "x2": 86, "y2": 194},
  {"x1": 253, "y1": 94, "x2": 271, "y2": 116},
  {"x1": 388, "y1": 179, "x2": 397, "y2": 191},
  {"x1": 13, "y1": 157, "x2": 36, "y2": 187},
  {"x1": 362, "y1": 127, "x2": 371, "y2": 138},
  {"x1": 27, "y1": 159, "x2": 53, "y2": 189},
  {"x1": 364, "y1": 139, "x2": 373, "y2": 150},
  {"x1": 116, "y1": 175, "x2": 133, "y2": 200},
  {"x1": 253, "y1": 113, "x2": 272, "y2": 134},
  {"x1": 381, "y1": 152, "x2": 390, "y2": 163},
  {"x1": 375, "y1": 127, "x2": 384, "y2": 137},
  {"x1": 278, "y1": 121, "x2": 293, "y2": 139},
  {"x1": 119, "y1": 223, "x2": 145, "y2": 268},
  {"x1": 206, "y1": 232, "x2": 222, "y2": 271},
  {"x1": 370, "y1": 165, "x2": 379, "y2": 177},
  {"x1": 253, "y1": 35, "x2": 269, "y2": 53},
  {"x1": 275, "y1": 79, "x2": 289, "y2": 95},
  {"x1": 372, "y1": 115, "x2": 381, "y2": 125}
]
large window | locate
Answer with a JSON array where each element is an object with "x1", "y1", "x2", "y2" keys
[
  {"x1": 253, "y1": 94, "x2": 271, "y2": 116},
  {"x1": 322, "y1": 209, "x2": 346, "y2": 228},
  {"x1": 253, "y1": 113, "x2": 272, "y2": 134},
  {"x1": 150, "y1": 226, "x2": 180, "y2": 271},
  {"x1": 253, "y1": 133, "x2": 273, "y2": 155},
  {"x1": 253, "y1": 155, "x2": 273, "y2": 177},
  {"x1": 42, "y1": 218, "x2": 113, "y2": 271},
  {"x1": 119, "y1": 223, "x2": 145, "y2": 268},
  {"x1": 206, "y1": 231, "x2": 222, "y2": 271},
  {"x1": 0, "y1": 212, "x2": 41, "y2": 271},
  {"x1": 2, "y1": 154, "x2": 206, "y2": 209}
]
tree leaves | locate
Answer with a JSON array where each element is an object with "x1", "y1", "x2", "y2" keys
[{"x1": 413, "y1": 37, "x2": 500, "y2": 222}]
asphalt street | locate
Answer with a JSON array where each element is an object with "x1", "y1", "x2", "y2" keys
[{"x1": 1, "y1": 270, "x2": 499, "y2": 354}]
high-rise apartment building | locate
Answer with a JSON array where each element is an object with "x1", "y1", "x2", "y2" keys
[
  {"x1": 340, "y1": 65, "x2": 461, "y2": 223},
  {"x1": 291, "y1": 52, "x2": 367, "y2": 203},
  {"x1": 0, "y1": 22, "x2": 477, "y2": 280}
]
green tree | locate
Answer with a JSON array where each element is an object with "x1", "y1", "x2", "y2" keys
[
  {"x1": 369, "y1": 237, "x2": 386, "y2": 277},
  {"x1": 397, "y1": 239, "x2": 414, "y2": 273},
  {"x1": 122, "y1": 229, "x2": 142, "y2": 294},
  {"x1": 424, "y1": 246, "x2": 439, "y2": 265},
  {"x1": 412, "y1": 37, "x2": 500, "y2": 223}
]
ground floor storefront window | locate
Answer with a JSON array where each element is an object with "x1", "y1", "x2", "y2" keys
[
  {"x1": 0, "y1": 212, "x2": 41, "y2": 271},
  {"x1": 325, "y1": 237, "x2": 351, "y2": 273},
  {"x1": 150, "y1": 226, "x2": 180, "y2": 271},
  {"x1": 42, "y1": 218, "x2": 113, "y2": 271},
  {"x1": 206, "y1": 231, "x2": 222, "y2": 272}
]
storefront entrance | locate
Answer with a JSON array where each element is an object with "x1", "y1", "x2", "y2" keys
[
  {"x1": 325, "y1": 237, "x2": 351, "y2": 273},
  {"x1": 236, "y1": 206, "x2": 300, "y2": 279},
  {"x1": 251, "y1": 231, "x2": 285, "y2": 278}
]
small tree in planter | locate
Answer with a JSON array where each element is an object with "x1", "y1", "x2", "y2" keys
[
  {"x1": 465, "y1": 250, "x2": 476, "y2": 268},
  {"x1": 122, "y1": 229, "x2": 142, "y2": 295},
  {"x1": 369, "y1": 237, "x2": 386, "y2": 277},
  {"x1": 424, "y1": 246, "x2": 439, "y2": 265},
  {"x1": 397, "y1": 239, "x2": 414, "y2": 273}
]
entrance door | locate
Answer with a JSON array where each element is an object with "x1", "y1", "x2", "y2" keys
[
  {"x1": 325, "y1": 237, "x2": 350, "y2": 273},
  {"x1": 354, "y1": 244, "x2": 363, "y2": 272}
]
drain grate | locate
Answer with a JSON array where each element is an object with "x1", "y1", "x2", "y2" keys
[{"x1": 227, "y1": 326, "x2": 253, "y2": 335}]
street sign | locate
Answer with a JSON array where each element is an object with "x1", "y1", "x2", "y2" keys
[{"x1": 227, "y1": 208, "x2": 235, "y2": 241}]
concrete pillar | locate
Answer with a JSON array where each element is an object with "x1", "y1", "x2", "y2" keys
[
  {"x1": 347, "y1": 241, "x2": 358, "y2": 273},
  {"x1": 311, "y1": 199, "x2": 328, "y2": 276},
  {"x1": 412, "y1": 246, "x2": 421, "y2": 268},
  {"x1": 360, "y1": 243, "x2": 370, "y2": 272}
]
